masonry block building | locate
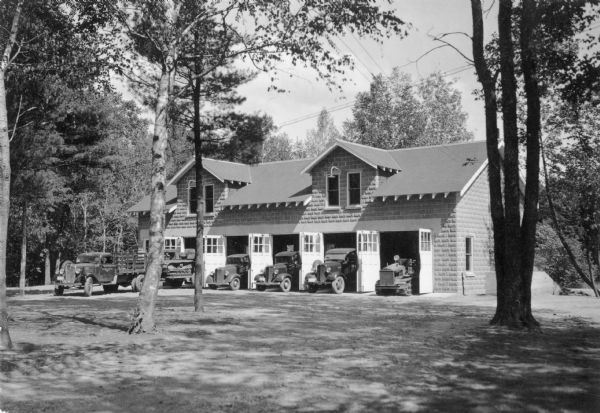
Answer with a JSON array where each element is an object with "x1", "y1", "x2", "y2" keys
[{"x1": 129, "y1": 139, "x2": 495, "y2": 294}]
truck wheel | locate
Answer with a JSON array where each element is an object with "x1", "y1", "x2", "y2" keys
[
  {"x1": 307, "y1": 284, "x2": 318, "y2": 293},
  {"x1": 166, "y1": 279, "x2": 183, "y2": 288},
  {"x1": 229, "y1": 277, "x2": 241, "y2": 291},
  {"x1": 84, "y1": 277, "x2": 94, "y2": 297},
  {"x1": 280, "y1": 278, "x2": 292, "y2": 293},
  {"x1": 256, "y1": 285, "x2": 266, "y2": 292},
  {"x1": 54, "y1": 286, "x2": 64, "y2": 296},
  {"x1": 331, "y1": 276, "x2": 345, "y2": 294}
]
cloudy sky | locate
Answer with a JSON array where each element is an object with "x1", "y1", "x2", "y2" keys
[{"x1": 236, "y1": 0, "x2": 500, "y2": 143}]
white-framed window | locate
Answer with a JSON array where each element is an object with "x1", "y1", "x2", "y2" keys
[
  {"x1": 326, "y1": 174, "x2": 340, "y2": 207},
  {"x1": 358, "y1": 232, "x2": 379, "y2": 252},
  {"x1": 204, "y1": 236, "x2": 224, "y2": 254},
  {"x1": 420, "y1": 231, "x2": 432, "y2": 252},
  {"x1": 347, "y1": 172, "x2": 361, "y2": 206},
  {"x1": 188, "y1": 181, "x2": 197, "y2": 215},
  {"x1": 164, "y1": 238, "x2": 177, "y2": 251},
  {"x1": 303, "y1": 233, "x2": 321, "y2": 253},
  {"x1": 204, "y1": 184, "x2": 214, "y2": 214},
  {"x1": 252, "y1": 235, "x2": 270, "y2": 253},
  {"x1": 465, "y1": 236, "x2": 473, "y2": 272}
]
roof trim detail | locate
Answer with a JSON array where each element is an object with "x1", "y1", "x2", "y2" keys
[{"x1": 459, "y1": 159, "x2": 488, "y2": 197}]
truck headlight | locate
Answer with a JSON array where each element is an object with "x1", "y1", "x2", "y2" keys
[
  {"x1": 75, "y1": 268, "x2": 81, "y2": 274},
  {"x1": 306, "y1": 275, "x2": 316, "y2": 283},
  {"x1": 256, "y1": 276, "x2": 266, "y2": 283},
  {"x1": 326, "y1": 267, "x2": 331, "y2": 273},
  {"x1": 225, "y1": 271, "x2": 229, "y2": 276}
]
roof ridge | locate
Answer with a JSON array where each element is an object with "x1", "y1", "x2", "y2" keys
[
  {"x1": 254, "y1": 157, "x2": 314, "y2": 165},
  {"x1": 389, "y1": 139, "x2": 484, "y2": 152},
  {"x1": 336, "y1": 139, "x2": 391, "y2": 153}
]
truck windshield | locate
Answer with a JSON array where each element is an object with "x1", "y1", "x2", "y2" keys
[
  {"x1": 76, "y1": 254, "x2": 99, "y2": 263},
  {"x1": 324, "y1": 253, "x2": 346, "y2": 262},
  {"x1": 275, "y1": 256, "x2": 293, "y2": 264},
  {"x1": 226, "y1": 256, "x2": 245, "y2": 265}
]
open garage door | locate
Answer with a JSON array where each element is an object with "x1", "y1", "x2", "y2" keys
[
  {"x1": 300, "y1": 232, "x2": 323, "y2": 290},
  {"x1": 249, "y1": 234, "x2": 273, "y2": 289},
  {"x1": 203, "y1": 235, "x2": 226, "y2": 285},
  {"x1": 419, "y1": 229, "x2": 433, "y2": 293},
  {"x1": 357, "y1": 231, "x2": 380, "y2": 292}
]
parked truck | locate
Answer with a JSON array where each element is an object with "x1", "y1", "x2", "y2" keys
[{"x1": 55, "y1": 251, "x2": 146, "y2": 297}]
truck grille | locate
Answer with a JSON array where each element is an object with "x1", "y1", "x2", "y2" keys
[
  {"x1": 265, "y1": 266, "x2": 274, "y2": 282},
  {"x1": 379, "y1": 270, "x2": 395, "y2": 286},
  {"x1": 214, "y1": 268, "x2": 225, "y2": 283},
  {"x1": 316, "y1": 265, "x2": 327, "y2": 282}
]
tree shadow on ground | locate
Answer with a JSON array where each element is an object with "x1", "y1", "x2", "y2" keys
[{"x1": 3, "y1": 292, "x2": 600, "y2": 412}]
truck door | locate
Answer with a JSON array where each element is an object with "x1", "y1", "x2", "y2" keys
[
  {"x1": 204, "y1": 235, "x2": 226, "y2": 285},
  {"x1": 357, "y1": 230, "x2": 380, "y2": 292},
  {"x1": 419, "y1": 229, "x2": 433, "y2": 293},
  {"x1": 300, "y1": 232, "x2": 324, "y2": 290},
  {"x1": 248, "y1": 234, "x2": 273, "y2": 289},
  {"x1": 98, "y1": 255, "x2": 117, "y2": 283}
]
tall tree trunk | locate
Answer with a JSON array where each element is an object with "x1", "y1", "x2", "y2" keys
[
  {"x1": 0, "y1": 0, "x2": 23, "y2": 350},
  {"x1": 55, "y1": 251, "x2": 61, "y2": 280},
  {"x1": 518, "y1": 0, "x2": 541, "y2": 325},
  {"x1": 129, "y1": 50, "x2": 177, "y2": 334},
  {"x1": 470, "y1": 0, "x2": 506, "y2": 322},
  {"x1": 44, "y1": 248, "x2": 51, "y2": 285},
  {"x1": 19, "y1": 201, "x2": 27, "y2": 295},
  {"x1": 193, "y1": 41, "x2": 205, "y2": 313},
  {"x1": 492, "y1": 0, "x2": 527, "y2": 327}
]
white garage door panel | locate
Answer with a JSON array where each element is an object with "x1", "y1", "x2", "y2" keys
[
  {"x1": 300, "y1": 232, "x2": 324, "y2": 290},
  {"x1": 249, "y1": 234, "x2": 273, "y2": 289},
  {"x1": 357, "y1": 230, "x2": 380, "y2": 292},
  {"x1": 419, "y1": 229, "x2": 433, "y2": 294}
]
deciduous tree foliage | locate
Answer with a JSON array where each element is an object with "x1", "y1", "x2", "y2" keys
[
  {"x1": 298, "y1": 109, "x2": 341, "y2": 158},
  {"x1": 344, "y1": 70, "x2": 473, "y2": 149},
  {"x1": 122, "y1": 0, "x2": 407, "y2": 332}
]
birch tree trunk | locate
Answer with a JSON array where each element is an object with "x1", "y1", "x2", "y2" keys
[
  {"x1": 19, "y1": 202, "x2": 27, "y2": 294},
  {"x1": 44, "y1": 248, "x2": 51, "y2": 285},
  {"x1": 193, "y1": 33, "x2": 205, "y2": 313},
  {"x1": 129, "y1": 50, "x2": 177, "y2": 333},
  {"x1": 0, "y1": 0, "x2": 24, "y2": 350}
]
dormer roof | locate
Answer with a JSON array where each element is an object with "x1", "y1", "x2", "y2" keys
[
  {"x1": 300, "y1": 139, "x2": 401, "y2": 174},
  {"x1": 167, "y1": 157, "x2": 252, "y2": 186}
]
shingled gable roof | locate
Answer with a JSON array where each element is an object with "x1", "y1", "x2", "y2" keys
[
  {"x1": 300, "y1": 139, "x2": 401, "y2": 174},
  {"x1": 372, "y1": 140, "x2": 488, "y2": 199},
  {"x1": 167, "y1": 157, "x2": 252, "y2": 186},
  {"x1": 127, "y1": 184, "x2": 178, "y2": 213},
  {"x1": 222, "y1": 159, "x2": 313, "y2": 207}
]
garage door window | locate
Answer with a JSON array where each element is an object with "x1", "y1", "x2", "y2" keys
[
  {"x1": 204, "y1": 237, "x2": 224, "y2": 254},
  {"x1": 358, "y1": 232, "x2": 379, "y2": 252},
  {"x1": 420, "y1": 231, "x2": 432, "y2": 251},
  {"x1": 253, "y1": 235, "x2": 270, "y2": 253},
  {"x1": 303, "y1": 234, "x2": 321, "y2": 253}
]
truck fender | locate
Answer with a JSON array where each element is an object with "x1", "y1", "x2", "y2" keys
[{"x1": 274, "y1": 273, "x2": 291, "y2": 283}]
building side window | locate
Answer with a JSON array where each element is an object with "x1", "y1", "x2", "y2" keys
[
  {"x1": 252, "y1": 235, "x2": 270, "y2": 253},
  {"x1": 303, "y1": 234, "x2": 321, "y2": 253},
  {"x1": 327, "y1": 175, "x2": 340, "y2": 207},
  {"x1": 188, "y1": 183, "x2": 197, "y2": 215},
  {"x1": 204, "y1": 184, "x2": 214, "y2": 214},
  {"x1": 465, "y1": 236, "x2": 473, "y2": 272},
  {"x1": 204, "y1": 236, "x2": 224, "y2": 254},
  {"x1": 348, "y1": 172, "x2": 361, "y2": 206},
  {"x1": 420, "y1": 231, "x2": 432, "y2": 252}
]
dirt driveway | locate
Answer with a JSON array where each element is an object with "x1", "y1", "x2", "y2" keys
[{"x1": 2, "y1": 288, "x2": 600, "y2": 412}]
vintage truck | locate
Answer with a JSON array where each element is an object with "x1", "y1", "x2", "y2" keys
[
  {"x1": 375, "y1": 256, "x2": 415, "y2": 296},
  {"x1": 161, "y1": 237, "x2": 194, "y2": 288},
  {"x1": 55, "y1": 251, "x2": 146, "y2": 296},
  {"x1": 304, "y1": 248, "x2": 359, "y2": 294},
  {"x1": 206, "y1": 253, "x2": 250, "y2": 291},
  {"x1": 254, "y1": 250, "x2": 301, "y2": 292}
]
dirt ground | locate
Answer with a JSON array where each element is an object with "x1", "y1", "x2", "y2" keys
[{"x1": 2, "y1": 287, "x2": 600, "y2": 413}]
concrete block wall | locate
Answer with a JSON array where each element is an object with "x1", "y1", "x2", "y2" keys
[{"x1": 455, "y1": 167, "x2": 495, "y2": 295}]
